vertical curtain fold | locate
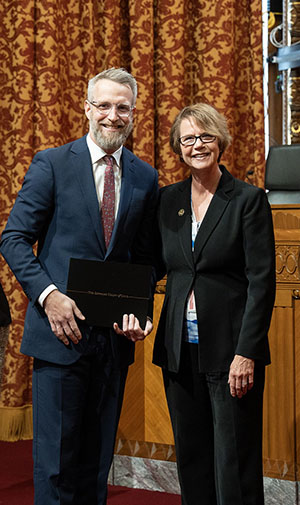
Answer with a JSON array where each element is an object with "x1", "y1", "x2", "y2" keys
[
  {"x1": 154, "y1": 0, "x2": 188, "y2": 185},
  {"x1": 129, "y1": 0, "x2": 155, "y2": 165},
  {"x1": 0, "y1": 1, "x2": 35, "y2": 439},
  {"x1": 0, "y1": 0, "x2": 265, "y2": 440}
]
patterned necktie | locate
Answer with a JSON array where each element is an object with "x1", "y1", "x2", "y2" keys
[{"x1": 101, "y1": 155, "x2": 115, "y2": 248}]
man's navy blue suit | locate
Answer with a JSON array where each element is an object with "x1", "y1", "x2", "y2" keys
[{"x1": 0, "y1": 134, "x2": 158, "y2": 504}]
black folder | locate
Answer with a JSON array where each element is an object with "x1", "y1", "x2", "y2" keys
[{"x1": 66, "y1": 258, "x2": 152, "y2": 328}]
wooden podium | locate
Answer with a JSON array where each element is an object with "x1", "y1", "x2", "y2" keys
[
  {"x1": 116, "y1": 204, "x2": 300, "y2": 481},
  {"x1": 263, "y1": 204, "x2": 300, "y2": 481},
  {"x1": 115, "y1": 278, "x2": 176, "y2": 462}
]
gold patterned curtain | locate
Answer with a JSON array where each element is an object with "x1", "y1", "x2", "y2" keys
[{"x1": 0, "y1": 0, "x2": 265, "y2": 440}]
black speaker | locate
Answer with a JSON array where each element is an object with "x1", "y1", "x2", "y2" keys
[{"x1": 265, "y1": 144, "x2": 300, "y2": 204}]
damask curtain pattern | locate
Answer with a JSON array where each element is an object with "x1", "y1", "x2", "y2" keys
[
  {"x1": 0, "y1": 0, "x2": 264, "y2": 440},
  {"x1": 154, "y1": 0, "x2": 265, "y2": 186}
]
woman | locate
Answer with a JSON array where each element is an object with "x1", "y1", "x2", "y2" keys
[{"x1": 153, "y1": 103, "x2": 275, "y2": 505}]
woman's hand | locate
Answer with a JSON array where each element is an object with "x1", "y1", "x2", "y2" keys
[
  {"x1": 228, "y1": 354, "x2": 254, "y2": 398},
  {"x1": 113, "y1": 314, "x2": 153, "y2": 342}
]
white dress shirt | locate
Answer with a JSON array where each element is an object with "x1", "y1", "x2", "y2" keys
[{"x1": 86, "y1": 134, "x2": 122, "y2": 218}]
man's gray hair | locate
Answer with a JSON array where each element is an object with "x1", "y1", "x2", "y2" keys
[{"x1": 87, "y1": 67, "x2": 138, "y2": 105}]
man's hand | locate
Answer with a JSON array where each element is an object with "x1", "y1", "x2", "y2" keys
[
  {"x1": 228, "y1": 354, "x2": 254, "y2": 398},
  {"x1": 43, "y1": 290, "x2": 85, "y2": 346},
  {"x1": 113, "y1": 314, "x2": 153, "y2": 342}
]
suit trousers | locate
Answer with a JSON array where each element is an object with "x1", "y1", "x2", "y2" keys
[
  {"x1": 32, "y1": 329, "x2": 128, "y2": 505},
  {"x1": 163, "y1": 342, "x2": 265, "y2": 505}
]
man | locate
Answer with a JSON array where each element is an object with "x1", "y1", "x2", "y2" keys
[{"x1": 0, "y1": 67, "x2": 158, "y2": 505}]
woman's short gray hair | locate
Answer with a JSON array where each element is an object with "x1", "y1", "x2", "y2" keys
[
  {"x1": 170, "y1": 103, "x2": 232, "y2": 157},
  {"x1": 87, "y1": 68, "x2": 138, "y2": 105}
]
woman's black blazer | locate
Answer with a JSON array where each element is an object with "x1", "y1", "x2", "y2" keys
[{"x1": 153, "y1": 166, "x2": 276, "y2": 373}]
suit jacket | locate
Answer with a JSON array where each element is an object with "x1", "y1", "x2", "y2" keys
[
  {"x1": 0, "y1": 135, "x2": 158, "y2": 366},
  {"x1": 153, "y1": 166, "x2": 276, "y2": 373},
  {"x1": 0, "y1": 282, "x2": 11, "y2": 327}
]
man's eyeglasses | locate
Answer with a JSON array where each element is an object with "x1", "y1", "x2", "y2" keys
[
  {"x1": 86, "y1": 100, "x2": 134, "y2": 118},
  {"x1": 179, "y1": 134, "x2": 217, "y2": 146}
]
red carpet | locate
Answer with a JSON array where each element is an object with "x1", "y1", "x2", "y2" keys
[{"x1": 0, "y1": 440, "x2": 180, "y2": 504}]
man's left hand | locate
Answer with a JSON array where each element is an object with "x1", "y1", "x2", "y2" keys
[{"x1": 113, "y1": 314, "x2": 153, "y2": 342}]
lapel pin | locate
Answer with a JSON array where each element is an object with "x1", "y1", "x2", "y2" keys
[{"x1": 178, "y1": 208, "x2": 185, "y2": 216}]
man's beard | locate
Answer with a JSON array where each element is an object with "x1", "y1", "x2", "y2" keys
[{"x1": 91, "y1": 121, "x2": 133, "y2": 152}]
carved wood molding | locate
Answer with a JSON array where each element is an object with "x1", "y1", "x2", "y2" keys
[
  {"x1": 272, "y1": 210, "x2": 300, "y2": 230},
  {"x1": 272, "y1": 207, "x2": 300, "y2": 284},
  {"x1": 155, "y1": 277, "x2": 166, "y2": 294},
  {"x1": 115, "y1": 438, "x2": 176, "y2": 461},
  {"x1": 263, "y1": 457, "x2": 297, "y2": 481},
  {"x1": 276, "y1": 244, "x2": 300, "y2": 281}
]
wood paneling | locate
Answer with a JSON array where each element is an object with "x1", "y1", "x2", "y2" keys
[
  {"x1": 295, "y1": 297, "x2": 300, "y2": 479},
  {"x1": 262, "y1": 204, "x2": 300, "y2": 480},
  {"x1": 263, "y1": 302, "x2": 296, "y2": 479},
  {"x1": 116, "y1": 283, "x2": 175, "y2": 461}
]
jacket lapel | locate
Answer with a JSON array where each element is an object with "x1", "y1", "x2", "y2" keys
[
  {"x1": 71, "y1": 136, "x2": 106, "y2": 256},
  {"x1": 193, "y1": 166, "x2": 235, "y2": 264},
  {"x1": 105, "y1": 147, "x2": 134, "y2": 255},
  {"x1": 175, "y1": 178, "x2": 195, "y2": 270}
]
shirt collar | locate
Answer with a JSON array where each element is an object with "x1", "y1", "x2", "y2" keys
[{"x1": 86, "y1": 133, "x2": 123, "y2": 167}]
